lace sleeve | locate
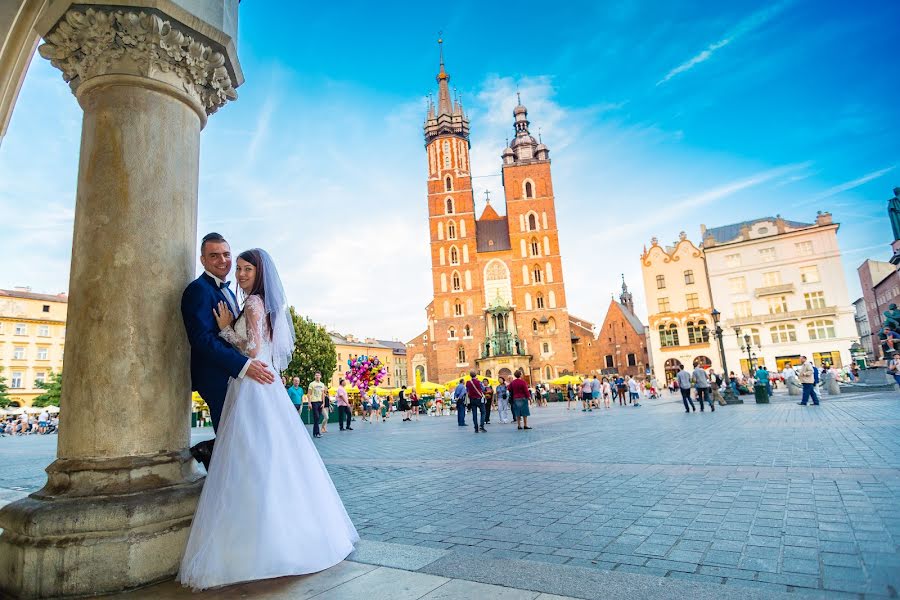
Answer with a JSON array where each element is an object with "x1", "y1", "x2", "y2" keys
[{"x1": 219, "y1": 295, "x2": 265, "y2": 358}]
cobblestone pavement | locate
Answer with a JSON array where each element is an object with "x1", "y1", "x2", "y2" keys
[{"x1": 2, "y1": 389, "x2": 899, "y2": 599}]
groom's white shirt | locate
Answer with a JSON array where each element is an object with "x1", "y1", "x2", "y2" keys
[{"x1": 205, "y1": 270, "x2": 251, "y2": 379}]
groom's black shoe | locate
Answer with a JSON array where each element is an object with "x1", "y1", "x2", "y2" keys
[{"x1": 190, "y1": 439, "x2": 214, "y2": 471}]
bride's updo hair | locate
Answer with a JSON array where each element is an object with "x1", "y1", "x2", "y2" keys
[{"x1": 238, "y1": 249, "x2": 266, "y2": 300}]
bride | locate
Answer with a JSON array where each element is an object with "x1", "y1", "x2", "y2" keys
[{"x1": 178, "y1": 248, "x2": 358, "y2": 590}]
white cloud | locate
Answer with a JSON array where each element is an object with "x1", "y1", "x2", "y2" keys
[{"x1": 797, "y1": 165, "x2": 896, "y2": 206}]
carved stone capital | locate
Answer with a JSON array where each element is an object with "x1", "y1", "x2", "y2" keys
[{"x1": 38, "y1": 8, "x2": 237, "y2": 116}]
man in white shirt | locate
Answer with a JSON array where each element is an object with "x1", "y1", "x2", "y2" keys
[{"x1": 38, "y1": 410, "x2": 50, "y2": 434}]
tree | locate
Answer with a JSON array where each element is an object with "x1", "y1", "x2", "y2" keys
[
  {"x1": 0, "y1": 368, "x2": 9, "y2": 409},
  {"x1": 282, "y1": 307, "x2": 337, "y2": 388},
  {"x1": 33, "y1": 371, "x2": 63, "y2": 407}
]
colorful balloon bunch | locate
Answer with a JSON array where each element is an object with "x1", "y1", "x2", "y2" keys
[{"x1": 345, "y1": 355, "x2": 387, "y2": 393}]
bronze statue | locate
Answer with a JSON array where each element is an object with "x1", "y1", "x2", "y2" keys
[
  {"x1": 884, "y1": 303, "x2": 900, "y2": 331},
  {"x1": 889, "y1": 187, "x2": 900, "y2": 241}
]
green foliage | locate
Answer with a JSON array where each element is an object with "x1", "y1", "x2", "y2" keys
[
  {"x1": 282, "y1": 307, "x2": 337, "y2": 389},
  {"x1": 0, "y1": 368, "x2": 9, "y2": 409},
  {"x1": 32, "y1": 371, "x2": 63, "y2": 407}
]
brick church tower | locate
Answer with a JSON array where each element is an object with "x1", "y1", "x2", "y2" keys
[{"x1": 407, "y1": 44, "x2": 575, "y2": 385}]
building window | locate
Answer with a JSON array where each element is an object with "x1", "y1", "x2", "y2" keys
[
  {"x1": 536, "y1": 294, "x2": 545, "y2": 309},
  {"x1": 804, "y1": 291, "x2": 826, "y2": 309},
  {"x1": 449, "y1": 327, "x2": 457, "y2": 339},
  {"x1": 525, "y1": 181, "x2": 534, "y2": 198},
  {"x1": 725, "y1": 254, "x2": 742, "y2": 268},
  {"x1": 13, "y1": 347, "x2": 25, "y2": 360},
  {"x1": 452, "y1": 272, "x2": 461, "y2": 291},
  {"x1": 446, "y1": 198, "x2": 454, "y2": 214},
  {"x1": 442, "y1": 140, "x2": 451, "y2": 169},
  {"x1": 447, "y1": 221, "x2": 457, "y2": 239},
  {"x1": 796, "y1": 241, "x2": 813, "y2": 256},
  {"x1": 542, "y1": 342, "x2": 549, "y2": 353},
  {"x1": 37, "y1": 348, "x2": 49, "y2": 360},
  {"x1": 685, "y1": 293, "x2": 699, "y2": 309},
  {"x1": 627, "y1": 353, "x2": 637, "y2": 366},
  {"x1": 38, "y1": 325, "x2": 50, "y2": 337},
  {"x1": 657, "y1": 297, "x2": 670, "y2": 312},
  {"x1": 464, "y1": 324, "x2": 471, "y2": 337},
  {"x1": 532, "y1": 319, "x2": 538, "y2": 332},
  {"x1": 11, "y1": 372, "x2": 22, "y2": 388},
  {"x1": 762, "y1": 271, "x2": 781, "y2": 287},
  {"x1": 42, "y1": 305, "x2": 50, "y2": 313},
  {"x1": 533, "y1": 266, "x2": 542, "y2": 283},
  {"x1": 659, "y1": 323, "x2": 680, "y2": 347},
  {"x1": 445, "y1": 176, "x2": 453, "y2": 191},
  {"x1": 545, "y1": 365, "x2": 552, "y2": 379},
  {"x1": 729, "y1": 277, "x2": 746, "y2": 294},
  {"x1": 767, "y1": 296, "x2": 788, "y2": 314},
  {"x1": 746, "y1": 328, "x2": 762, "y2": 346},
  {"x1": 15, "y1": 323, "x2": 26, "y2": 335},
  {"x1": 457, "y1": 346, "x2": 466, "y2": 363},
  {"x1": 656, "y1": 274, "x2": 666, "y2": 289},
  {"x1": 530, "y1": 238, "x2": 540, "y2": 256},
  {"x1": 686, "y1": 321, "x2": 707, "y2": 345},
  {"x1": 807, "y1": 319, "x2": 836, "y2": 340},
  {"x1": 450, "y1": 247, "x2": 459, "y2": 265},
  {"x1": 733, "y1": 301, "x2": 752, "y2": 317},
  {"x1": 759, "y1": 247, "x2": 776, "y2": 262},
  {"x1": 528, "y1": 214, "x2": 537, "y2": 231},
  {"x1": 35, "y1": 372, "x2": 46, "y2": 386},
  {"x1": 800, "y1": 265, "x2": 820, "y2": 283},
  {"x1": 605, "y1": 355, "x2": 614, "y2": 368},
  {"x1": 454, "y1": 301, "x2": 463, "y2": 316},
  {"x1": 684, "y1": 270, "x2": 695, "y2": 285},
  {"x1": 770, "y1": 324, "x2": 798, "y2": 343}
]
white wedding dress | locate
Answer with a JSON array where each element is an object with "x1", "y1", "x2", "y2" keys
[{"x1": 178, "y1": 294, "x2": 358, "y2": 590}]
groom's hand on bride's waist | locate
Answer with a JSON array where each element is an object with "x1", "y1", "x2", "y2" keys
[{"x1": 246, "y1": 360, "x2": 276, "y2": 384}]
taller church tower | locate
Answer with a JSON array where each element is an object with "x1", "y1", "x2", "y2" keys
[{"x1": 422, "y1": 41, "x2": 484, "y2": 380}]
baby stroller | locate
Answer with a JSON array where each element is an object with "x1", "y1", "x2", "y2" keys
[{"x1": 648, "y1": 386, "x2": 660, "y2": 400}]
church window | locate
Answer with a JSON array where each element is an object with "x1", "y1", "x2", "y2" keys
[
  {"x1": 533, "y1": 265, "x2": 542, "y2": 283},
  {"x1": 605, "y1": 355, "x2": 614, "y2": 368},
  {"x1": 464, "y1": 324, "x2": 471, "y2": 337},
  {"x1": 542, "y1": 343, "x2": 550, "y2": 354},
  {"x1": 536, "y1": 293, "x2": 545, "y2": 309},
  {"x1": 454, "y1": 301, "x2": 463, "y2": 316},
  {"x1": 446, "y1": 198, "x2": 454, "y2": 214},
  {"x1": 447, "y1": 221, "x2": 457, "y2": 239},
  {"x1": 525, "y1": 181, "x2": 534, "y2": 198},
  {"x1": 457, "y1": 346, "x2": 466, "y2": 363},
  {"x1": 445, "y1": 177, "x2": 453, "y2": 192},
  {"x1": 450, "y1": 246, "x2": 459, "y2": 265},
  {"x1": 442, "y1": 140, "x2": 451, "y2": 169},
  {"x1": 449, "y1": 327, "x2": 456, "y2": 339},
  {"x1": 545, "y1": 366, "x2": 552, "y2": 379},
  {"x1": 528, "y1": 213, "x2": 538, "y2": 231},
  {"x1": 452, "y1": 271, "x2": 461, "y2": 291},
  {"x1": 627, "y1": 353, "x2": 637, "y2": 366},
  {"x1": 530, "y1": 238, "x2": 540, "y2": 256}
]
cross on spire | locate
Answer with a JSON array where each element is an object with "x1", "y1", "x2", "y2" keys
[{"x1": 484, "y1": 189, "x2": 491, "y2": 203}]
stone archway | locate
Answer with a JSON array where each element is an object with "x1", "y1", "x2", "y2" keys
[
  {"x1": 498, "y1": 367, "x2": 512, "y2": 379},
  {"x1": 0, "y1": 2, "x2": 244, "y2": 598},
  {"x1": 694, "y1": 355, "x2": 712, "y2": 368},
  {"x1": 664, "y1": 358, "x2": 682, "y2": 382}
]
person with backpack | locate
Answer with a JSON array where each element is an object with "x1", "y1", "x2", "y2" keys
[{"x1": 465, "y1": 372, "x2": 486, "y2": 433}]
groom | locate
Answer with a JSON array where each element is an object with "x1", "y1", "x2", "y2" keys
[{"x1": 182, "y1": 232, "x2": 275, "y2": 469}]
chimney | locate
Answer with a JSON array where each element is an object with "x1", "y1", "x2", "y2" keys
[{"x1": 816, "y1": 211, "x2": 833, "y2": 226}]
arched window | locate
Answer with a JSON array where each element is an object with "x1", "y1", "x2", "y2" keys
[
  {"x1": 415, "y1": 365, "x2": 425, "y2": 381},
  {"x1": 532, "y1": 319, "x2": 538, "y2": 332},
  {"x1": 449, "y1": 327, "x2": 456, "y2": 339},
  {"x1": 446, "y1": 197, "x2": 454, "y2": 214},
  {"x1": 464, "y1": 324, "x2": 471, "y2": 337},
  {"x1": 536, "y1": 293, "x2": 545, "y2": 309},
  {"x1": 530, "y1": 237, "x2": 540, "y2": 256},
  {"x1": 445, "y1": 176, "x2": 453, "y2": 191},
  {"x1": 697, "y1": 320, "x2": 709, "y2": 342},
  {"x1": 533, "y1": 265, "x2": 543, "y2": 283},
  {"x1": 770, "y1": 324, "x2": 797, "y2": 343},
  {"x1": 452, "y1": 271, "x2": 461, "y2": 291},
  {"x1": 525, "y1": 181, "x2": 534, "y2": 198},
  {"x1": 450, "y1": 246, "x2": 459, "y2": 265},
  {"x1": 447, "y1": 221, "x2": 457, "y2": 240},
  {"x1": 545, "y1": 366, "x2": 552, "y2": 379},
  {"x1": 807, "y1": 320, "x2": 836, "y2": 340},
  {"x1": 687, "y1": 320, "x2": 709, "y2": 344},
  {"x1": 454, "y1": 301, "x2": 463, "y2": 316},
  {"x1": 457, "y1": 346, "x2": 466, "y2": 363},
  {"x1": 659, "y1": 323, "x2": 680, "y2": 347},
  {"x1": 528, "y1": 213, "x2": 538, "y2": 231},
  {"x1": 442, "y1": 140, "x2": 451, "y2": 169}
]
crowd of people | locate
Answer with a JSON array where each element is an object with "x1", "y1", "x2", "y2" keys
[{"x1": 1, "y1": 409, "x2": 58, "y2": 436}]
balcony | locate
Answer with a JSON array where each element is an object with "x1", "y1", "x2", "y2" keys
[
  {"x1": 726, "y1": 305, "x2": 838, "y2": 327},
  {"x1": 754, "y1": 283, "x2": 795, "y2": 298},
  {"x1": 480, "y1": 332, "x2": 527, "y2": 359}
]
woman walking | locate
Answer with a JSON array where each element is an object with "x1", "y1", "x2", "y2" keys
[
  {"x1": 370, "y1": 392, "x2": 381, "y2": 424},
  {"x1": 496, "y1": 377, "x2": 512, "y2": 424},
  {"x1": 482, "y1": 379, "x2": 494, "y2": 424},
  {"x1": 508, "y1": 371, "x2": 532, "y2": 430},
  {"x1": 566, "y1": 383, "x2": 576, "y2": 410},
  {"x1": 320, "y1": 391, "x2": 331, "y2": 434},
  {"x1": 409, "y1": 389, "x2": 420, "y2": 421}
]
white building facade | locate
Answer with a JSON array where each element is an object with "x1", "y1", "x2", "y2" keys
[{"x1": 702, "y1": 212, "x2": 856, "y2": 373}]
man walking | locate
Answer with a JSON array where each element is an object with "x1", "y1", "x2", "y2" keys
[
  {"x1": 336, "y1": 378, "x2": 352, "y2": 430},
  {"x1": 307, "y1": 371, "x2": 327, "y2": 438},
  {"x1": 287, "y1": 376, "x2": 304, "y2": 415},
  {"x1": 591, "y1": 375, "x2": 601, "y2": 409},
  {"x1": 676, "y1": 365, "x2": 695, "y2": 412},
  {"x1": 453, "y1": 378, "x2": 467, "y2": 427},
  {"x1": 692, "y1": 364, "x2": 714, "y2": 412},
  {"x1": 797, "y1": 356, "x2": 820, "y2": 406},
  {"x1": 465, "y1": 372, "x2": 487, "y2": 433},
  {"x1": 581, "y1": 377, "x2": 593, "y2": 412}
]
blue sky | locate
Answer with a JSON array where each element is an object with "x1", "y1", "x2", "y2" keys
[{"x1": 1, "y1": 0, "x2": 897, "y2": 340}]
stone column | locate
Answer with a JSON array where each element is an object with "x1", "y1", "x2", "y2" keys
[{"x1": 0, "y1": 3, "x2": 241, "y2": 598}]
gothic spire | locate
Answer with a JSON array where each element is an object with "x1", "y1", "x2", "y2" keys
[
  {"x1": 424, "y1": 37, "x2": 470, "y2": 144},
  {"x1": 436, "y1": 37, "x2": 453, "y2": 117}
]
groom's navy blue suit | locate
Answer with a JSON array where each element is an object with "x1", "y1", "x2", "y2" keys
[{"x1": 181, "y1": 272, "x2": 246, "y2": 430}]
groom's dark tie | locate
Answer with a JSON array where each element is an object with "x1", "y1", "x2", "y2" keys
[{"x1": 219, "y1": 280, "x2": 238, "y2": 314}]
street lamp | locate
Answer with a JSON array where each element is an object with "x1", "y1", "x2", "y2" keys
[
  {"x1": 710, "y1": 309, "x2": 739, "y2": 403},
  {"x1": 737, "y1": 330, "x2": 762, "y2": 372}
]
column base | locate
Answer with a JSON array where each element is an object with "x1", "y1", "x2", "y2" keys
[
  {"x1": 0, "y1": 452, "x2": 203, "y2": 599},
  {"x1": 723, "y1": 389, "x2": 743, "y2": 404}
]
